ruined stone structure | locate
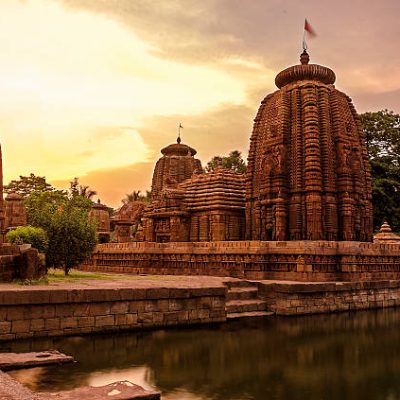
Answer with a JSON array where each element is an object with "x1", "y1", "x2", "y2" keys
[
  {"x1": 0, "y1": 145, "x2": 43, "y2": 282},
  {"x1": 151, "y1": 138, "x2": 202, "y2": 199},
  {"x1": 4, "y1": 192, "x2": 26, "y2": 232},
  {"x1": 89, "y1": 200, "x2": 111, "y2": 243},
  {"x1": 246, "y1": 51, "x2": 373, "y2": 242},
  {"x1": 142, "y1": 167, "x2": 245, "y2": 242},
  {"x1": 110, "y1": 200, "x2": 147, "y2": 243}
]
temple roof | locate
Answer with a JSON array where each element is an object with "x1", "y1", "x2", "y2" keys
[
  {"x1": 374, "y1": 221, "x2": 400, "y2": 243},
  {"x1": 179, "y1": 167, "x2": 245, "y2": 211},
  {"x1": 275, "y1": 50, "x2": 336, "y2": 89},
  {"x1": 161, "y1": 140, "x2": 197, "y2": 157}
]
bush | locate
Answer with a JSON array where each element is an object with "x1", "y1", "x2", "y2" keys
[{"x1": 6, "y1": 226, "x2": 49, "y2": 253}]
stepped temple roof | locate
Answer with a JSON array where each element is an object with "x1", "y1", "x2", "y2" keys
[{"x1": 374, "y1": 221, "x2": 400, "y2": 243}]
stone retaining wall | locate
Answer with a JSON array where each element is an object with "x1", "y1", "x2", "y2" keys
[
  {"x1": 258, "y1": 280, "x2": 400, "y2": 315},
  {"x1": 0, "y1": 286, "x2": 226, "y2": 341},
  {"x1": 82, "y1": 241, "x2": 400, "y2": 282}
]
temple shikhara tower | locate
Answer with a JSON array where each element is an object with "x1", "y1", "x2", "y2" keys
[{"x1": 246, "y1": 50, "x2": 373, "y2": 242}]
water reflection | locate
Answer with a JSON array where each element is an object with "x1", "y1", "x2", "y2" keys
[{"x1": 3, "y1": 308, "x2": 400, "y2": 400}]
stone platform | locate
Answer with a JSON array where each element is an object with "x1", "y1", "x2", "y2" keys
[
  {"x1": 2, "y1": 274, "x2": 400, "y2": 342},
  {"x1": 0, "y1": 371, "x2": 160, "y2": 400},
  {"x1": 82, "y1": 240, "x2": 400, "y2": 282}
]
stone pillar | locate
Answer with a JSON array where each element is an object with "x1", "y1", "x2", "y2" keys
[{"x1": 211, "y1": 213, "x2": 225, "y2": 241}]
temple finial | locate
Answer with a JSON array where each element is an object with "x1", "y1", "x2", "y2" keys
[
  {"x1": 177, "y1": 122, "x2": 183, "y2": 144},
  {"x1": 300, "y1": 49, "x2": 310, "y2": 65}
]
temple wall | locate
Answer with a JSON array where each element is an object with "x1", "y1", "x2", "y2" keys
[
  {"x1": 81, "y1": 241, "x2": 400, "y2": 282},
  {"x1": 0, "y1": 284, "x2": 226, "y2": 341}
]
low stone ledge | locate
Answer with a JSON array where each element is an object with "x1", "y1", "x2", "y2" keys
[
  {"x1": 0, "y1": 286, "x2": 226, "y2": 306},
  {"x1": 0, "y1": 350, "x2": 74, "y2": 371}
]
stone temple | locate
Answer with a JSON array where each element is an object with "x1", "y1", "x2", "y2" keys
[
  {"x1": 246, "y1": 50, "x2": 373, "y2": 242},
  {"x1": 84, "y1": 50, "x2": 400, "y2": 282}
]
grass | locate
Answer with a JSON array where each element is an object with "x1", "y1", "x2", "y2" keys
[
  {"x1": 8, "y1": 270, "x2": 182, "y2": 286},
  {"x1": 47, "y1": 269, "x2": 119, "y2": 282},
  {"x1": 46, "y1": 269, "x2": 181, "y2": 283}
]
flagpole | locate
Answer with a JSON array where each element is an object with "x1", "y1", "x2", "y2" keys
[{"x1": 302, "y1": 19, "x2": 307, "y2": 51}]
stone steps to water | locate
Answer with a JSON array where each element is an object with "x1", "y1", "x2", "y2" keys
[
  {"x1": 224, "y1": 280, "x2": 256, "y2": 289},
  {"x1": 227, "y1": 311, "x2": 274, "y2": 320},
  {"x1": 225, "y1": 279, "x2": 272, "y2": 320},
  {"x1": 226, "y1": 299, "x2": 268, "y2": 314},
  {"x1": 226, "y1": 287, "x2": 258, "y2": 301}
]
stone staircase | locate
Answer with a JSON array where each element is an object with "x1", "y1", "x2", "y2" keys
[{"x1": 224, "y1": 280, "x2": 273, "y2": 320}]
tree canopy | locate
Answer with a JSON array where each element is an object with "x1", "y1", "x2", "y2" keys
[
  {"x1": 69, "y1": 177, "x2": 97, "y2": 200},
  {"x1": 123, "y1": 190, "x2": 152, "y2": 204},
  {"x1": 25, "y1": 191, "x2": 97, "y2": 275},
  {"x1": 205, "y1": 150, "x2": 247, "y2": 173},
  {"x1": 360, "y1": 110, "x2": 400, "y2": 231},
  {"x1": 3, "y1": 173, "x2": 65, "y2": 197}
]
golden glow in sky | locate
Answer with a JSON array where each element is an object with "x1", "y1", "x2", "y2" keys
[{"x1": 1, "y1": 0, "x2": 400, "y2": 206}]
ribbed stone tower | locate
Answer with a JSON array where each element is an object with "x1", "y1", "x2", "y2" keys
[
  {"x1": 151, "y1": 137, "x2": 202, "y2": 199},
  {"x1": 246, "y1": 50, "x2": 373, "y2": 242}
]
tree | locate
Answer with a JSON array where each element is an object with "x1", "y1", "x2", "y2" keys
[
  {"x1": 360, "y1": 110, "x2": 400, "y2": 162},
  {"x1": 123, "y1": 190, "x2": 152, "y2": 204},
  {"x1": 25, "y1": 191, "x2": 97, "y2": 275},
  {"x1": 4, "y1": 173, "x2": 65, "y2": 197},
  {"x1": 360, "y1": 110, "x2": 400, "y2": 231},
  {"x1": 206, "y1": 150, "x2": 247, "y2": 173},
  {"x1": 69, "y1": 177, "x2": 97, "y2": 200}
]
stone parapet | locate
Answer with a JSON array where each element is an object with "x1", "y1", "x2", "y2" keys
[
  {"x1": 0, "y1": 282, "x2": 226, "y2": 341},
  {"x1": 82, "y1": 241, "x2": 400, "y2": 282},
  {"x1": 258, "y1": 280, "x2": 400, "y2": 315}
]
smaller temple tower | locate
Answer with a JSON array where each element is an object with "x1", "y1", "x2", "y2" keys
[
  {"x1": 89, "y1": 200, "x2": 111, "y2": 243},
  {"x1": 4, "y1": 192, "x2": 27, "y2": 232},
  {"x1": 151, "y1": 137, "x2": 202, "y2": 199}
]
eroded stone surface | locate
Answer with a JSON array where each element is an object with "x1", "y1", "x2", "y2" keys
[
  {"x1": 0, "y1": 350, "x2": 74, "y2": 371},
  {"x1": 0, "y1": 370, "x2": 38, "y2": 400},
  {"x1": 37, "y1": 381, "x2": 160, "y2": 400}
]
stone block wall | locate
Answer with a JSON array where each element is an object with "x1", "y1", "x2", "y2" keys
[
  {"x1": 258, "y1": 280, "x2": 400, "y2": 315},
  {"x1": 81, "y1": 241, "x2": 400, "y2": 282},
  {"x1": 0, "y1": 286, "x2": 226, "y2": 341}
]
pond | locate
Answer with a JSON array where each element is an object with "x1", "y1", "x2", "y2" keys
[{"x1": 2, "y1": 308, "x2": 400, "y2": 400}]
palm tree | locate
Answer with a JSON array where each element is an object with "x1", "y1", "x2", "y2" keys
[{"x1": 69, "y1": 178, "x2": 97, "y2": 199}]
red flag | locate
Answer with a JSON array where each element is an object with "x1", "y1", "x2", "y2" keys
[{"x1": 304, "y1": 19, "x2": 317, "y2": 37}]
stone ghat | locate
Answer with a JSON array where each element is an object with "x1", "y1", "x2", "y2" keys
[
  {"x1": 82, "y1": 240, "x2": 400, "y2": 282},
  {"x1": 259, "y1": 280, "x2": 400, "y2": 315},
  {"x1": 0, "y1": 277, "x2": 227, "y2": 341}
]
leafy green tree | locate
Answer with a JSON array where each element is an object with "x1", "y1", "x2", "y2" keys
[
  {"x1": 206, "y1": 150, "x2": 247, "y2": 173},
  {"x1": 25, "y1": 191, "x2": 96, "y2": 275},
  {"x1": 361, "y1": 110, "x2": 400, "y2": 162},
  {"x1": 360, "y1": 110, "x2": 400, "y2": 231},
  {"x1": 3, "y1": 173, "x2": 65, "y2": 197},
  {"x1": 6, "y1": 226, "x2": 48, "y2": 253}
]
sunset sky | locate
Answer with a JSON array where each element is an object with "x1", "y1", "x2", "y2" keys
[{"x1": 1, "y1": 0, "x2": 400, "y2": 207}]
